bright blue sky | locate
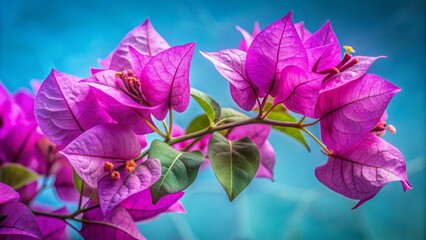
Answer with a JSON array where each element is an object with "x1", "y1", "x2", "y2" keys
[{"x1": 1, "y1": 0, "x2": 425, "y2": 239}]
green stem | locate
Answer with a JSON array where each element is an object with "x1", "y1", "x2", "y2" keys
[
  {"x1": 162, "y1": 120, "x2": 169, "y2": 135},
  {"x1": 77, "y1": 180, "x2": 84, "y2": 210},
  {"x1": 168, "y1": 107, "x2": 173, "y2": 139},
  {"x1": 300, "y1": 128, "x2": 332, "y2": 155}
]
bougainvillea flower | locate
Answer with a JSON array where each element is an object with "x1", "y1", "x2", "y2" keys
[
  {"x1": 201, "y1": 49, "x2": 259, "y2": 111},
  {"x1": 81, "y1": 206, "x2": 144, "y2": 240},
  {"x1": 236, "y1": 22, "x2": 260, "y2": 51},
  {"x1": 303, "y1": 21, "x2": 341, "y2": 73},
  {"x1": 99, "y1": 18, "x2": 170, "y2": 71},
  {"x1": 246, "y1": 11, "x2": 308, "y2": 97},
  {"x1": 315, "y1": 134, "x2": 411, "y2": 208},
  {"x1": 227, "y1": 124, "x2": 276, "y2": 180},
  {"x1": 35, "y1": 69, "x2": 113, "y2": 147},
  {"x1": 34, "y1": 206, "x2": 68, "y2": 240},
  {"x1": 140, "y1": 43, "x2": 196, "y2": 120},
  {"x1": 82, "y1": 70, "x2": 157, "y2": 135},
  {"x1": 315, "y1": 74, "x2": 400, "y2": 151},
  {"x1": 17, "y1": 181, "x2": 38, "y2": 204},
  {"x1": 121, "y1": 189, "x2": 185, "y2": 222},
  {"x1": 98, "y1": 157, "x2": 161, "y2": 214},
  {"x1": 61, "y1": 124, "x2": 147, "y2": 187},
  {"x1": 61, "y1": 123, "x2": 161, "y2": 214},
  {"x1": 0, "y1": 183, "x2": 43, "y2": 240}
]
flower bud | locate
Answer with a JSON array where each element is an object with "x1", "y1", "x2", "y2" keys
[
  {"x1": 111, "y1": 171, "x2": 120, "y2": 181},
  {"x1": 104, "y1": 162, "x2": 114, "y2": 172}
]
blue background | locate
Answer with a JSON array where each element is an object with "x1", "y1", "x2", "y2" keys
[{"x1": 1, "y1": 0, "x2": 425, "y2": 239}]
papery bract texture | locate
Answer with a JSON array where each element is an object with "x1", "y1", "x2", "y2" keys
[
  {"x1": 315, "y1": 74, "x2": 400, "y2": 151},
  {"x1": 121, "y1": 189, "x2": 185, "y2": 222},
  {"x1": 321, "y1": 56, "x2": 383, "y2": 93},
  {"x1": 294, "y1": 21, "x2": 311, "y2": 42},
  {"x1": 61, "y1": 123, "x2": 141, "y2": 188},
  {"x1": 274, "y1": 65, "x2": 324, "y2": 118},
  {"x1": 304, "y1": 21, "x2": 340, "y2": 73},
  {"x1": 35, "y1": 69, "x2": 112, "y2": 147},
  {"x1": 0, "y1": 201, "x2": 43, "y2": 240},
  {"x1": 201, "y1": 49, "x2": 258, "y2": 111},
  {"x1": 82, "y1": 70, "x2": 156, "y2": 135},
  {"x1": 246, "y1": 11, "x2": 308, "y2": 97},
  {"x1": 99, "y1": 18, "x2": 170, "y2": 71},
  {"x1": 141, "y1": 43, "x2": 196, "y2": 120},
  {"x1": 81, "y1": 206, "x2": 144, "y2": 240},
  {"x1": 98, "y1": 158, "x2": 161, "y2": 214},
  {"x1": 315, "y1": 134, "x2": 411, "y2": 208}
]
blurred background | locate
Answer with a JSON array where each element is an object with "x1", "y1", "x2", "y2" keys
[{"x1": 1, "y1": 0, "x2": 425, "y2": 239}]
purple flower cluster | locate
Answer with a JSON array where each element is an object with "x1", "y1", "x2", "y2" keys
[
  {"x1": 202, "y1": 11, "x2": 411, "y2": 208},
  {"x1": 0, "y1": 11, "x2": 411, "y2": 239}
]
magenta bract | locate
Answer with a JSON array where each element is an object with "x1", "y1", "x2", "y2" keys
[{"x1": 315, "y1": 134, "x2": 411, "y2": 208}]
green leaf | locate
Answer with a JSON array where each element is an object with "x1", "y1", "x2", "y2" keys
[
  {"x1": 190, "y1": 88, "x2": 221, "y2": 123},
  {"x1": 0, "y1": 163, "x2": 39, "y2": 190},
  {"x1": 73, "y1": 168, "x2": 83, "y2": 192},
  {"x1": 219, "y1": 108, "x2": 249, "y2": 123},
  {"x1": 149, "y1": 140, "x2": 205, "y2": 203},
  {"x1": 258, "y1": 103, "x2": 310, "y2": 151},
  {"x1": 208, "y1": 132, "x2": 260, "y2": 201},
  {"x1": 186, "y1": 114, "x2": 210, "y2": 134}
]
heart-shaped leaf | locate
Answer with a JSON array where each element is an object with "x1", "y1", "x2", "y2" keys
[
  {"x1": 208, "y1": 132, "x2": 260, "y2": 201},
  {"x1": 0, "y1": 163, "x2": 39, "y2": 190},
  {"x1": 186, "y1": 114, "x2": 210, "y2": 134},
  {"x1": 149, "y1": 140, "x2": 205, "y2": 204},
  {"x1": 190, "y1": 88, "x2": 221, "y2": 122},
  {"x1": 315, "y1": 74, "x2": 400, "y2": 151},
  {"x1": 61, "y1": 123, "x2": 141, "y2": 188},
  {"x1": 98, "y1": 158, "x2": 161, "y2": 214},
  {"x1": 246, "y1": 11, "x2": 308, "y2": 97},
  {"x1": 141, "y1": 43, "x2": 196, "y2": 120},
  {"x1": 315, "y1": 134, "x2": 411, "y2": 208},
  {"x1": 35, "y1": 69, "x2": 112, "y2": 146},
  {"x1": 0, "y1": 201, "x2": 43, "y2": 239},
  {"x1": 80, "y1": 206, "x2": 144, "y2": 240}
]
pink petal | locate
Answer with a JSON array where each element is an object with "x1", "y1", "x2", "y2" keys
[
  {"x1": 236, "y1": 26, "x2": 254, "y2": 51},
  {"x1": 0, "y1": 201, "x2": 43, "y2": 239},
  {"x1": 81, "y1": 206, "x2": 144, "y2": 240},
  {"x1": 201, "y1": 49, "x2": 258, "y2": 111},
  {"x1": 99, "y1": 18, "x2": 170, "y2": 71},
  {"x1": 98, "y1": 158, "x2": 161, "y2": 215},
  {"x1": 315, "y1": 74, "x2": 400, "y2": 151},
  {"x1": 121, "y1": 189, "x2": 185, "y2": 222},
  {"x1": 246, "y1": 11, "x2": 308, "y2": 97},
  {"x1": 141, "y1": 43, "x2": 196, "y2": 120},
  {"x1": 304, "y1": 21, "x2": 341, "y2": 72},
  {"x1": 129, "y1": 46, "x2": 152, "y2": 78},
  {"x1": 315, "y1": 134, "x2": 411, "y2": 208},
  {"x1": 274, "y1": 65, "x2": 324, "y2": 118},
  {"x1": 13, "y1": 90, "x2": 35, "y2": 121},
  {"x1": 227, "y1": 124, "x2": 275, "y2": 180},
  {"x1": 0, "y1": 182, "x2": 19, "y2": 205},
  {"x1": 321, "y1": 56, "x2": 384, "y2": 93},
  {"x1": 35, "y1": 69, "x2": 113, "y2": 147},
  {"x1": 60, "y1": 123, "x2": 141, "y2": 188}
]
